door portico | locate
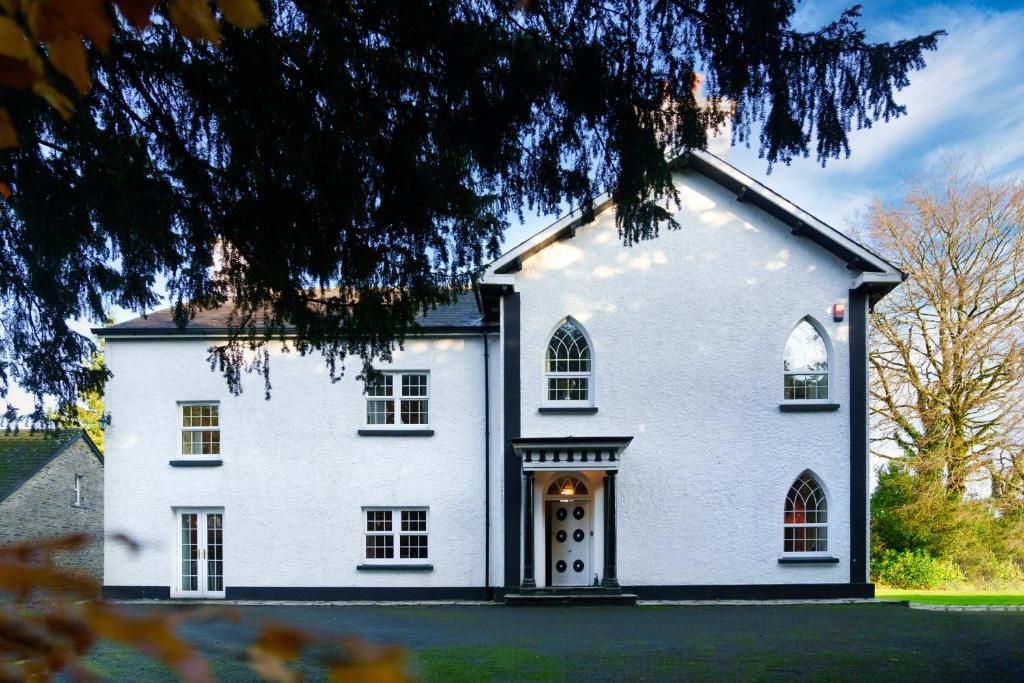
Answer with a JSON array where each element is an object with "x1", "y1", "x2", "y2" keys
[{"x1": 510, "y1": 437, "x2": 632, "y2": 591}]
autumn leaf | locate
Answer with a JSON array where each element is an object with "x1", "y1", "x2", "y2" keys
[
  {"x1": 0, "y1": 16, "x2": 44, "y2": 88},
  {"x1": 0, "y1": 108, "x2": 18, "y2": 149},
  {"x1": 28, "y1": 0, "x2": 113, "y2": 52},
  {"x1": 0, "y1": 182, "x2": 11, "y2": 198},
  {"x1": 248, "y1": 646, "x2": 302, "y2": 683},
  {"x1": 169, "y1": 0, "x2": 221, "y2": 46},
  {"x1": 254, "y1": 624, "x2": 313, "y2": 660},
  {"x1": 217, "y1": 0, "x2": 265, "y2": 29},
  {"x1": 47, "y1": 35, "x2": 90, "y2": 94},
  {"x1": 114, "y1": 0, "x2": 160, "y2": 30},
  {"x1": 32, "y1": 80, "x2": 76, "y2": 118}
]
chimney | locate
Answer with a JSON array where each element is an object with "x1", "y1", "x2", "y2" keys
[{"x1": 691, "y1": 72, "x2": 732, "y2": 160}]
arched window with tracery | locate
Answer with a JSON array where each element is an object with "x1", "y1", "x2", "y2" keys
[
  {"x1": 784, "y1": 472, "x2": 828, "y2": 553},
  {"x1": 784, "y1": 318, "x2": 830, "y2": 400},
  {"x1": 545, "y1": 319, "x2": 593, "y2": 404}
]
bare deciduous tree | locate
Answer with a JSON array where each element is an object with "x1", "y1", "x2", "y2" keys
[{"x1": 867, "y1": 160, "x2": 1024, "y2": 508}]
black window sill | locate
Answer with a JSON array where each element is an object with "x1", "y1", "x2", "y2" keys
[
  {"x1": 356, "y1": 564, "x2": 433, "y2": 571},
  {"x1": 357, "y1": 429, "x2": 435, "y2": 437},
  {"x1": 538, "y1": 407, "x2": 598, "y2": 415},
  {"x1": 779, "y1": 403, "x2": 840, "y2": 413},
  {"x1": 778, "y1": 556, "x2": 840, "y2": 564},
  {"x1": 169, "y1": 459, "x2": 223, "y2": 467}
]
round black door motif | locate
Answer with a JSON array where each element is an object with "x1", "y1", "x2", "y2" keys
[
  {"x1": 573, "y1": 529, "x2": 585, "y2": 542},
  {"x1": 556, "y1": 560, "x2": 567, "y2": 573},
  {"x1": 555, "y1": 530, "x2": 567, "y2": 543},
  {"x1": 573, "y1": 560, "x2": 585, "y2": 573},
  {"x1": 556, "y1": 508, "x2": 568, "y2": 521},
  {"x1": 573, "y1": 506, "x2": 585, "y2": 520}
]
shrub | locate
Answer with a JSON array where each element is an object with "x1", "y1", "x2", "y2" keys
[
  {"x1": 959, "y1": 552, "x2": 1024, "y2": 589},
  {"x1": 872, "y1": 549, "x2": 964, "y2": 590}
]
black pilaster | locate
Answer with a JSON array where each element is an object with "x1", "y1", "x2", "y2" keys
[
  {"x1": 503, "y1": 293, "x2": 522, "y2": 589},
  {"x1": 602, "y1": 470, "x2": 619, "y2": 588},
  {"x1": 849, "y1": 288, "x2": 869, "y2": 584},
  {"x1": 522, "y1": 470, "x2": 536, "y2": 588}
]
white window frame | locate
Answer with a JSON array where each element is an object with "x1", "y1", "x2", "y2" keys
[
  {"x1": 363, "y1": 372, "x2": 430, "y2": 429},
  {"x1": 543, "y1": 318, "x2": 595, "y2": 407},
  {"x1": 73, "y1": 474, "x2": 83, "y2": 506},
  {"x1": 362, "y1": 507, "x2": 429, "y2": 564},
  {"x1": 782, "y1": 472, "x2": 830, "y2": 556},
  {"x1": 782, "y1": 317, "x2": 832, "y2": 405},
  {"x1": 178, "y1": 401, "x2": 221, "y2": 458}
]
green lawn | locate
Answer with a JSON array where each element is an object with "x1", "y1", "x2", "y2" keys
[{"x1": 876, "y1": 588, "x2": 1024, "y2": 605}]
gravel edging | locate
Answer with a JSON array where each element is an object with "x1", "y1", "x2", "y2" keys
[{"x1": 907, "y1": 603, "x2": 1024, "y2": 612}]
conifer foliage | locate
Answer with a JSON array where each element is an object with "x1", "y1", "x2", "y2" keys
[{"x1": 0, "y1": 1, "x2": 942, "y2": 417}]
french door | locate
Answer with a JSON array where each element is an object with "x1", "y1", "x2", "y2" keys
[{"x1": 174, "y1": 509, "x2": 224, "y2": 598}]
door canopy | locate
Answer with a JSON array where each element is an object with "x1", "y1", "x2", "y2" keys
[{"x1": 510, "y1": 436, "x2": 632, "y2": 472}]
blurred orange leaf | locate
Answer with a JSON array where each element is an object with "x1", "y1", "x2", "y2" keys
[
  {"x1": 47, "y1": 35, "x2": 90, "y2": 93},
  {"x1": 0, "y1": 182, "x2": 11, "y2": 198},
  {"x1": 28, "y1": 0, "x2": 113, "y2": 52},
  {"x1": 114, "y1": 0, "x2": 160, "y2": 30},
  {"x1": 86, "y1": 603, "x2": 215, "y2": 683},
  {"x1": 255, "y1": 623, "x2": 313, "y2": 661},
  {"x1": 0, "y1": 16, "x2": 45, "y2": 88},
  {"x1": 248, "y1": 646, "x2": 302, "y2": 683},
  {"x1": 169, "y1": 0, "x2": 221, "y2": 45},
  {"x1": 217, "y1": 0, "x2": 265, "y2": 29},
  {"x1": 31, "y1": 80, "x2": 76, "y2": 118}
]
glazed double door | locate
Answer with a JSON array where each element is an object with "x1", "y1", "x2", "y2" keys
[{"x1": 175, "y1": 509, "x2": 224, "y2": 598}]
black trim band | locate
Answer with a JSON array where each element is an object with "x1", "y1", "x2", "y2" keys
[
  {"x1": 503, "y1": 292, "x2": 521, "y2": 590},
  {"x1": 779, "y1": 403, "x2": 840, "y2": 413},
  {"x1": 538, "y1": 407, "x2": 599, "y2": 414},
  {"x1": 778, "y1": 557, "x2": 841, "y2": 565},
  {"x1": 627, "y1": 583, "x2": 874, "y2": 600},
  {"x1": 169, "y1": 459, "x2": 223, "y2": 467},
  {"x1": 849, "y1": 288, "x2": 869, "y2": 584},
  {"x1": 357, "y1": 429, "x2": 435, "y2": 437},
  {"x1": 356, "y1": 564, "x2": 433, "y2": 571},
  {"x1": 226, "y1": 587, "x2": 489, "y2": 601},
  {"x1": 103, "y1": 586, "x2": 171, "y2": 599}
]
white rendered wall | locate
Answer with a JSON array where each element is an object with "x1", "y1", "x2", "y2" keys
[
  {"x1": 103, "y1": 334, "x2": 490, "y2": 591},
  {"x1": 510, "y1": 169, "x2": 855, "y2": 586}
]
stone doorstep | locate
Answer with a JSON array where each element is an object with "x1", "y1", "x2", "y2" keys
[{"x1": 505, "y1": 593, "x2": 639, "y2": 607}]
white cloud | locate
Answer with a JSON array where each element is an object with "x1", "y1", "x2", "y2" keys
[{"x1": 728, "y1": 2, "x2": 1024, "y2": 230}]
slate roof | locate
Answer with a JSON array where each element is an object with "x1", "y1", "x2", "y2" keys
[
  {"x1": 0, "y1": 430, "x2": 102, "y2": 503},
  {"x1": 95, "y1": 291, "x2": 485, "y2": 336}
]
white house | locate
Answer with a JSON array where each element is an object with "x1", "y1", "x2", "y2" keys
[{"x1": 97, "y1": 149, "x2": 903, "y2": 603}]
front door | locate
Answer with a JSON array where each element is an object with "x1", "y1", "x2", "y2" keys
[
  {"x1": 550, "y1": 500, "x2": 591, "y2": 586},
  {"x1": 174, "y1": 509, "x2": 224, "y2": 598}
]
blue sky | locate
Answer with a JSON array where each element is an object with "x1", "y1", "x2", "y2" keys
[
  {"x1": 506, "y1": 0, "x2": 1024, "y2": 245},
  {"x1": 7, "y1": 0, "x2": 1023, "y2": 414}
]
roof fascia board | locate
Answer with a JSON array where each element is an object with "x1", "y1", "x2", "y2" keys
[{"x1": 485, "y1": 193, "x2": 614, "y2": 276}]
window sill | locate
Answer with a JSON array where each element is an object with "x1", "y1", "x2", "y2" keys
[
  {"x1": 538, "y1": 406, "x2": 598, "y2": 415},
  {"x1": 169, "y1": 459, "x2": 223, "y2": 467},
  {"x1": 779, "y1": 402, "x2": 840, "y2": 413},
  {"x1": 357, "y1": 429, "x2": 435, "y2": 437},
  {"x1": 778, "y1": 556, "x2": 840, "y2": 564},
  {"x1": 356, "y1": 563, "x2": 433, "y2": 571}
]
